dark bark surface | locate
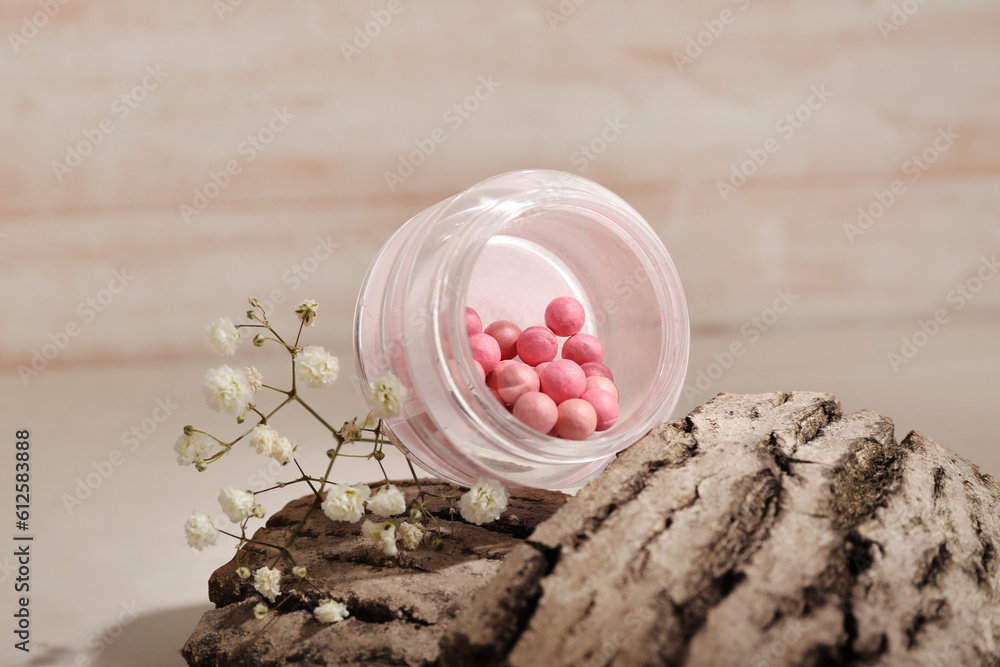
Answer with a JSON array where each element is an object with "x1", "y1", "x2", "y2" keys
[{"x1": 183, "y1": 392, "x2": 1000, "y2": 666}]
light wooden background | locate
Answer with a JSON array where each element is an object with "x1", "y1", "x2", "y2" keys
[{"x1": 1, "y1": 1, "x2": 999, "y2": 664}]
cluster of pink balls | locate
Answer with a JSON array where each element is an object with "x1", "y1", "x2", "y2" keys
[{"x1": 466, "y1": 296, "x2": 619, "y2": 441}]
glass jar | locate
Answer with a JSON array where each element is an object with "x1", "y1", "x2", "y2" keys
[{"x1": 354, "y1": 169, "x2": 688, "y2": 489}]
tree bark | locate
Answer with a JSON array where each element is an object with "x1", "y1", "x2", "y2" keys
[{"x1": 183, "y1": 392, "x2": 1000, "y2": 666}]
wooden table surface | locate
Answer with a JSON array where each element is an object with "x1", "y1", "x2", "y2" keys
[{"x1": 1, "y1": 1, "x2": 998, "y2": 664}]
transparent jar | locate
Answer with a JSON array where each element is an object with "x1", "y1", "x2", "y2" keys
[{"x1": 354, "y1": 169, "x2": 688, "y2": 489}]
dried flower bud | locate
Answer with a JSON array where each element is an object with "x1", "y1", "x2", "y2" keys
[
  {"x1": 248, "y1": 297, "x2": 261, "y2": 309},
  {"x1": 253, "y1": 334, "x2": 266, "y2": 347},
  {"x1": 252, "y1": 504, "x2": 265, "y2": 519},
  {"x1": 372, "y1": 450, "x2": 385, "y2": 461},
  {"x1": 409, "y1": 508, "x2": 423, "y2": 522},
  {"x1": 253, "y1": 602, "x2": 269, "y2": 619},
  {"x1": 183, "y1": 425, "x2": 194, "y2": 436},
  {"x1": 195, "y1": 460, "x2": 209, "y2": 472},
  {"x1": 236, "y1": 567, "x2": 251, "y2": 579},
  {"x1": 294, "y1": 299, "x2": 319, "y2": 326},
  {"x1": 432, "y1": 538, "x2": 444, "y2": 551},
  {"x1": 292, "y1": 566, "x2": 308, "y2": 579}
]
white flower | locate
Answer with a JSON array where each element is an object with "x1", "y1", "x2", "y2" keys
[
  {"x1": 173, "y1": 431, "x2": 213, "y2": 466},
  {"x1": 361, "y1": 519, "x2": 397, "y2": 556},
  {"x1": 368, "y1": 373, "x2": 408, "y2": 420},
  {"x1": 314, "y1": 599, "x2": 349, "y2": 624},
  {"x1": 367, "y1": 483, "x2": 406, "y2": 517},
  {"x1": 292, "y1": 566, "x2": 308, "y2": 579},
  {"x1": 248, "y1": 425, "x2": 295, "y2": 465},
  {"x1": 322, "y1": 483, "x2": 371, "y2": 523},
  {"x1": 295, "y1": 299, "x2": 318, "y2": 326},
  {"x1": 295, "y1": 346, "x2": 339, "y2": 388},
  {"x1": 398, "y1": 522, "x2": 425, "y2": 550},
  {"x1": 184, "y1": 512, "x2": 219, "y2": 550},
  {"x1": 245, "y1": 366, "x2": 263, "y2": 393},
  {"x1": 361, "y1": 518, "x2": 382, "y2": 541},
  {"x1": 249, "y1": 424, "x2": 278, "y2": 455},
  {"x1": 253, "y1": 602, "x2": 269, "y2": 619},
  {"x1": 236, "y1": 567, "x2": 251, "y2": 579},
  {"x1": 218, "y1": 487, "x2": 255, "y2": 523},
  {"x1": 207, "y1": 318, "x2": 241, "y2": 356},
  {"x1": 253, "y1": 566, "x2": 282, "y2": 603},
  {"x1": 271, "y1": 436, "x2": 294, "y2": 465},
  {"x1": 458, "y1": 477, "x2": 509, "y2": 525},
  {"x1": 203, "y1": 365, "x2": 253, "y2": 415}
]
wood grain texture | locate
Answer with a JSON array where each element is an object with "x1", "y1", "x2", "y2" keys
[{"x1": 2, "y1": 0, "x2": 998, "y2": 369}]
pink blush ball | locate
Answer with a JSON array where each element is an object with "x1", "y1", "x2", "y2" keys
[
  {"x1": 484, "y1": 320, "x2": 521, "y2": 360},
  {"x1": 516, "y1": 326, "x2": 558, "y2": 366},
  {"x1": 472, "y1": 360, "x2": 486, "y2": 382},
  {"x1": 534, "y1": 361, "x2": 551, "y2": 377},
  {"x1": 556, "y1": 398, "x2": 597, "y2": 440},
  {"x1": 497, "y1": 362, "x2": 540, "y2": 405},
  {"x1": 562, "y1": 333, "x2": 604, "y2": 365},
  {"x1": 544, "y1": 296, "x2": 586, "y2": 337},
  {"x1": 466, "y1": 307, "x2": 483, "y2": 336},
  {"x1": 586, "y1": 375, "x2": 619, "y2": 401},
  {"x1": 580, "y1": 361, "x2": 614, "y2": 382},
  {"x1": 512, "y1": 391, "x2": 558, "y2": 434},
  {"x1": 581, "y1": 389, "x2": 619, "y2": 431},
  {"x1": 539, "y1": 359, "x2": 587, "y2": 404},
  {"x1": 470, "y1": 333, "x2": 501, "y2": 374}
]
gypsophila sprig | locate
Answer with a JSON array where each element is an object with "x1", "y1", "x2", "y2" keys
[
  {"x1": 295, "y1": 345, "x2": 339, "y2": 388},
  {"x1": 203, "y1": 365, "x2": 253, "y2": 415},
  {"x1": 253, "y1": 566, "x2": 282, "y2": 603},
  {"x1": 322, "y1": 483, "x2": 370, "y2": 523},
  {"x1": 176, "y1": 299, "x2": 509, "y2": 595},
  {"x1": 314, "y1": 599, "x2": 349, "y2": 624},
  {"x1": 459, "y1": 478, "x2": 509, "y2": 526},
  {"x1": 219, "y1": 487, "x2": 255, "y2": 523},
  {"x1": 207, "y1": 318, "x2": 241, "y2": 356},
  {"x1": 295, "y1": 299, "x2": 318, "y2": 326},
  {"x1": 367, "y1": 483, "x2": 406, "y2": 517},
  {"x1": 173, "y1": 431, "x2": 213, "y2": 466},
  {"x1": 185, "y1": 512, "x2": 219, "y2": 550},
  {"x1": 368, "y1": 373, "x2": 407, "y2": 420}
]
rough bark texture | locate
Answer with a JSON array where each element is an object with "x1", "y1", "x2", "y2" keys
[{"x1": 183, "y1": 392, "x2": 1000, "y2": 666}]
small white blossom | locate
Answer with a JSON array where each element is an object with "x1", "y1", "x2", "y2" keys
[
  {"x1": 236, "y1": 567, "x2": 251, "y2": 579},
  {"x1": 292, "y1": 566, "x2": 308, "y2": 579},
  {"x1": 322, "y1": 483, "x2": 371, "y2": 523},
  {"x1": 314, "y1": 599, "x2": 349, "y2": 624},
  {"x1": 253, "y1": 603, "x2": 269, "y2": 619},
  {"x1": 361, "y1": 518, "x2": 382, "y2": 541},
  {"x1": 207, "y1": 318, "x2": 241, "y2": 357},
  {"x1": 245, "y1": 366, "x2": 263, "y2": 393},
  {"x1": 398, "y1": 522, "x2": 425, "y2": 550},
  {"x1": 203, "y1": 365, "x2": 253, "y2": 415},
  {"x1": 173, "y1": 431, "x2": 213, "y2": 466},
  {"x1": 458, "y1": 478, "x2": 509, "y2": 526},
  {"x1": 368, "y1": 373, "x2": 407, "y2": 420},
  {"x1": 271, "y1": 436, "x2": 294, "y2": 465},
  {"x1": 295, "y1": 346, "x2": 339, "y2": 388},
  {"x1": 367, "y1": 483, "x2": 406, "y2": 518},
  {"x1": 248, "y1": 425, "x2": 295, "y2": 465},
  {"x1": 249, "y1": 424, "x2": 277, "y2": 455},
  {"x1": 361, "y1": 519, "x2": 397, "y2": 556},
  {"x1": 218, "y1": 487, "x2": 255, "y2": 523},
  {"x1": 184, "y1": 512, "x2": 219, "y2": 550},
  {"x1": 253, "y1": 566, "x2": 282, "y2": 603},
  {"x1": 295, "y1": 299, "x2": 318, "y2": 326}
]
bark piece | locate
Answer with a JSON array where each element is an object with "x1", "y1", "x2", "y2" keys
[{"x1": 184, "y1": 392, "x2": 1000, "y2": 666}]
